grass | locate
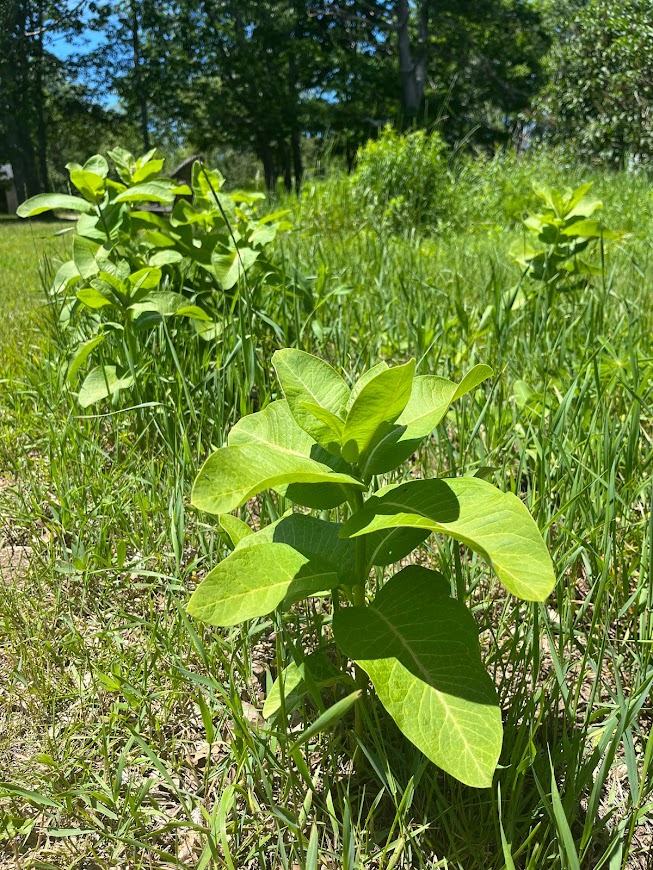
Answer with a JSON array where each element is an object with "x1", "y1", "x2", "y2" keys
[
  {"x1": 0, "y1": 217, "x2": 69, "y2": 365},
  {"x1": 1, "y1": 161, "x2": 652, "y2": 868}
]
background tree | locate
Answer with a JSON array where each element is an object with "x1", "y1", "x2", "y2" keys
[
  {"x1": 315, "y1": 0, "x2": 548, "y2": 145},
  {"x1": 539, "y1": 0, "x2": 653, "y2": 166},
  {"x1": 0, "y1": 0, "x2": 101, "y2": 201}
]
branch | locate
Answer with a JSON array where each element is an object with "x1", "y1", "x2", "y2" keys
[{"x1": 25, "y1": 0, "x2": 88, "y2": 37}]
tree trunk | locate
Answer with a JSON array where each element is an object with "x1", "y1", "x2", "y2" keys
[
  {"x1": 291, "y1": 131, "x2": 303, "y2": 193},
  {"x1": 283, "y1": 145, "x2": 293, "y2": 192},
  {"x1": 35, "y1": 2, "x2": 50, "y2": 190},
  {"x1": 415, "y1": 0, "x2": 430, "y2": 114},
  {"x1": 259, "y1": 137, "x2": 276, "y2": 191},
  {"x1": 395, "y1": 0, "x2": 430, "y2": 123},
  {"x1": 396, "y1": 0, "x2": 419, "y2": 120},
  {"x1": 287, "y1": 40, "x2": 303, "y2": 192},
  {"x1": 130, "y1": 0, "x2": 150, "y2": 152}
]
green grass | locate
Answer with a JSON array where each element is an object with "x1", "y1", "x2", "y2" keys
[
  {"x1": 1, "y1": 164, "x2": 652, "y2": 868},
  {"x1": 0, "y1": 217, "x2": 68, "y2": 365}
]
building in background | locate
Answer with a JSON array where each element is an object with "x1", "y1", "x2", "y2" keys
[{"x1": 0, "y1": 165, "x2": 18, "y2": 215}]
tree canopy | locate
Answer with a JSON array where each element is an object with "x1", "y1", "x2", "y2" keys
[{"x1": 0, "y1": 0, "x2": 650, "y2": 197}]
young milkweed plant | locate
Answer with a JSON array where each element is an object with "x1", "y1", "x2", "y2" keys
[
  {"x1": 511, "y1": 181, "x2": 624, "y2": 292},
  {"x1": 17, "y1": 148, "x2": 292, "y2": 408},
  {"x1": 187, "y1": 350, "x2": 555, "y2": 788}
]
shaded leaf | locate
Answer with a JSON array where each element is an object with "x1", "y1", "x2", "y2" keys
[
  {"x1": 228, "y1": 400, "x2": 357, "y2": 509},
  {"x1": 78, "y1": 366, "x2": 134, "y2": 408},
  {"x1": 218, "y1": 514, "x2": 254, "y2": 548},
  {"x1": 213, "y1": 247, "x2": 259, "y2": 289},
  {"x1": 67, "y1": 335, "x2": 105, "y2": 384},
  {"x1": 263, "y1": 650, "x2": 349, "y2": 719},
  {"x1": 363, "y1": 365, "x2": 493, "y2": 476},
  {"x1": 236, "y1": 512, "x2": 356, "y2": 586}
]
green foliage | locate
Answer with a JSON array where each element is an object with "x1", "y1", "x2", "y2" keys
[
  {"x1": 188, "y1": 349, "x2": 555, "y2": 788},
  {"x1": 511, "y1": 182, "x2": 624, "y2": 290},
  {"x1": 17, "y1": 147, "x2": 291, "y2": 407},
  {"x1": 3, "y1": 161, "x2": 653, "y2": 865},
  {"x1": 540, "y1": 0, "x2": 653, "y2": 165},
  {"x1": 352, "y1": 127, "x2": 451, "y2": 232}
]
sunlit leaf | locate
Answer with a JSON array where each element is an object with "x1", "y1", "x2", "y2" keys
[{"x1": 333, "y1": 566, "x2": 502, "y2": 787}]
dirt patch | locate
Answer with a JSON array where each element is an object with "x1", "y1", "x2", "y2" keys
[{"x1": 0, "y1": 477, "x2": 31, "y2": 586}]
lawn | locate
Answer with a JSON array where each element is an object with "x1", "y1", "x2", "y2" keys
[
  {"x1": 0, "y1": 217, "x2": 69, "y2": 365},
  {"x1": 1, "y1": 169, "x2": 652, "y2": 868}
]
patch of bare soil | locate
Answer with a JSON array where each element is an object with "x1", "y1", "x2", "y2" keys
[{"x1": 0, "y1": 477, "x2": 31, "y2": 586}]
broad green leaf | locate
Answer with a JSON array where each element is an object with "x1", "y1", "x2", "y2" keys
[
  {"x1": 236, "y1": 510, "x2": 420, "y2": 577},
  {"x1": 192, "y1": 162, "x2": 225, "y2": 201},
  {"x1": 187, "y1": 543, "x2": 338, "y2": 626},
  {"x1": 341, "y1": 360, "x2": 415, "y2": 464},
  {"x1": 51, "y1": 260, "x2": 81, "y2": 295},
  {"x1": 341, "y1": 477, "x2": 555, "y2": 601},
  {"x1": 129, "y1": 267, "x2": 162, "y2": 291},
  {"x1": 17, "y1": 193, "x2": 94, "y2": 217},
  {"x1": 273, "y1": 349, "x2": 350, "y2": 449},
  {"x1": 263, "y1": 650, "x2": 349, "y2": 719},
  {"x1": 69, "y1": 169, "x2": 106, "y2": 203},
  {"x1": 129, "y1": 209, "x2": 168, "y2": 229},
  {"x1": 114, "y1": 182, "x2": 187, "y2": 204},
  {"x1": 75, "y1": 212, "x2": 106, "y2": 242},
  {"x1": 362, "y1": 376, "x2": 457, "y2": 475},
  {"x1": 212, "y1": 247, "x2": 259, "y2": 289},
  {"x1": 191, "y1": 443, "x2": 363, "y2": 515},
  {"x1": 132, "y1": 159, "x2": 164, "y2": 183},
  {"x1": 533, "y1": 182, "x2": 564, "y2": 217},
  {"x1": 218, "y1": 514, "x2": 254, "y2": 548},
  {"x1": 300, "y1": 402, "x2": 344, "y2": 447},
  {"x1": 107, "y1": 145, "x2": 134, "y2": 181},
  {"x1": 345, "y1": 362, "x2": 388, "y2": 412},
  {"x1": 229, "y1": 400, "x2": 356, "y2": 509},
  {"x1": 72, "y1": 237, "x2": 101, "y2": 279},
  {"x1": 129, "y1": 291, "x2": 186, "y2": 317},
  {"x1": 236, "y1": 513, "x2": 356, "y2": 585},
  {"x1": 333, "y1": 566, "x2": 502, "y2": 787},
  {"x1": 560, "y1": 219, "x2": 603, "y2": 238},
  {"x1": 78, "y1": 366, "x2": 134, "y2": 408},
  {"x1": 564, "y1": 182, "x2": 594, "y2": 215},
  {"x1": 249, "y1": 222, "x2": 277, "y2": 246},
  {"x1": 176, "y1": 304, "x2": 212, "y2": 321},
  {"x1": 66, "y1": 334, "x2": 105, "y2": 384},
  {"x1": 365, "y1": 526, "x2": 430, "y2": 568},
  {"x1": 452, "y1": 364, "x2": 494, "y2": 400},
  {"x1": 362, "y1": 366, "x2": 492, "y2": 477},
  {"x1": 76, "y1": 287, "x2": 113, "y2": 309},
  {"x1": 83, "y1": 154, "x2": 109, "y2": 178},
  {"x1": 192, "y1": 318, "x2": 222, "y2": 341},
  {"x1": 149, "y1": 250, "x2": 184, "y2": 267}
]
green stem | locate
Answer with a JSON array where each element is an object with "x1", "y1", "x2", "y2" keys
[{"x1": 349, "y1": 488, "x2": 368, "y2": 740}]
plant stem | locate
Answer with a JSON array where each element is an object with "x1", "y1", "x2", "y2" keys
[{"x1": 350, "y1": 488, "x2": 368, "y2": 739}]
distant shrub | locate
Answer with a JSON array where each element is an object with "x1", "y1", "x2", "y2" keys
[{"x1": 352, "y1": 127, "x2": 452, "y2": 232}]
